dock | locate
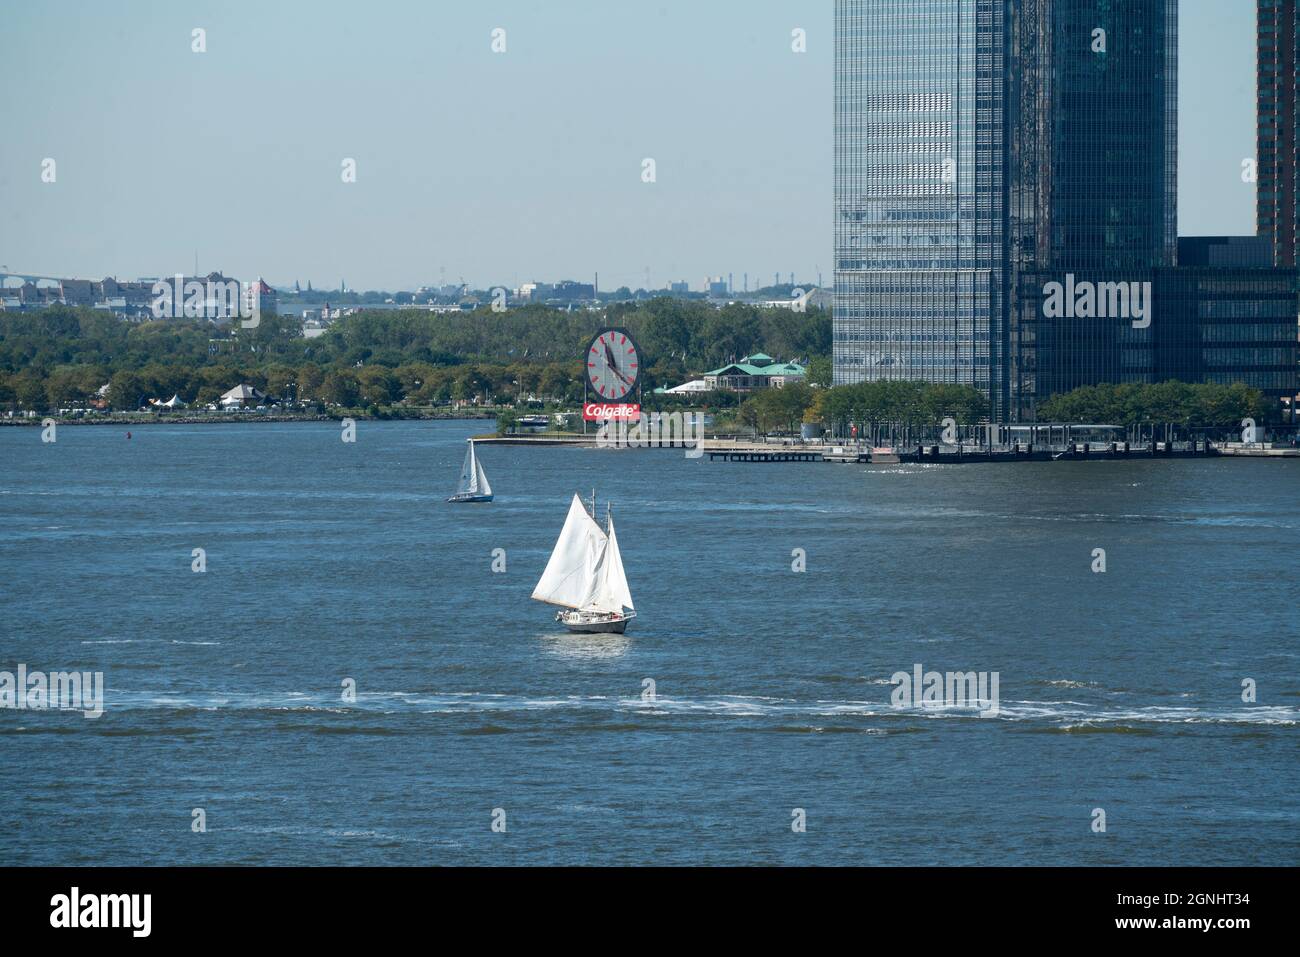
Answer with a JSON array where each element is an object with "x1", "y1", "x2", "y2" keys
[
  {"x1": 706, "y1": 449, "x2": 823, "y2": 462},
  {"x1": 474, "y1": 433, "x2": 1297, "y2": 462},
  {"x1": 711, "y1": 439, "x2": 1238, "y2": 464}
]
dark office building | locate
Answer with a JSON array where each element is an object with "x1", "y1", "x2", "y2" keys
[
  {"x1": 1257, "y1": 0, "x2": 1298, "y2": 267},
  {"x1": 1009, "y1": 0, "x2": 1178, "y2": 415},
  {"x1": 1153, "y1": 238, "x2": 1299, "y2": 404}
]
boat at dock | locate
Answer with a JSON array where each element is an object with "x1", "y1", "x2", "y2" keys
[
  {"x1": 447, "y1": 440, "x2": 493, "y2": 503},
  {"x1": 532, "y1": 493, "x2": 636, "y2": 634}
]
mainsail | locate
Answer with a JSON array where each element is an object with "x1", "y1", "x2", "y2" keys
[
  {"x1": 531, "y1": 494, "x2": 606, "y2": 608},
  {"x1": 455, "y1": 441, "x2": 486, "y2": 496}
]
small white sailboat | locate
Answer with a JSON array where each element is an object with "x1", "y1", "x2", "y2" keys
[
  {"x1": 447, "y1": 439, "x2": 494, "y2": 503},
  {"x1": 532, "y1": 493, "x2": 636, "y2": 634}
]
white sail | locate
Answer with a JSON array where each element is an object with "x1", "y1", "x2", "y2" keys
[
  {"x1": 576, "y1": 512, "x2": 634, "y2": 614},
  {"x1": 455, "y1": 441, "x2": 483, "y2": 496},
  {"x1": 603, "y1": 513, "x2": 635, "y2": 612},
  {"x1": 532, "y1": 494, "x2": 606, "y2": 609}
]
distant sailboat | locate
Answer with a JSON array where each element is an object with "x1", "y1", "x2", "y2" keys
[
  {"x1": 532, "y1": 493, "x2": 636, "y2": 633},
  {"x1": 447, "y1": 440, "x2": 493, "y2": 503}
]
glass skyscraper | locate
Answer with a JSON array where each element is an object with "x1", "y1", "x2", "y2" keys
[
  {"x1": 835, "y1": 0, "x2": 1179, "y2": 420},
  {"x1": 833, "y1": 0, "x2": 1005, "y2": 406},
  {"x1": 1258, "y1": 0, "x2": 1298, "y2": 267}
]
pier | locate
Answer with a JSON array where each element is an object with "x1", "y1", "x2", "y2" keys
[
  {"x1": 706, "y1": 449, "x2": 823, "y2": 462},
  {"x1": 474, "y1": 433, "x2": 1297, "y2": 462},
  {"x1": 709, "y1": 439, "x2": 1251, "y2": 464}
]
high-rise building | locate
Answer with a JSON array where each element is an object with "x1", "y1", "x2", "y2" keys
[
  {"x1": 1008, "y1": 0, "x2": 1178, "y2": 417},
  {"x1": 834, "y1": 0, "x2": 1007, "y2": 406},
  {"x1": 834, "y1": 0, "x2": 1178, "y2": 420},
  {"x1": 1257, "y1": 0, "x2": 1298, "y2": 267}
]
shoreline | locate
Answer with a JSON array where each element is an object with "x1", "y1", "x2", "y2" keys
[{"x1": 0, "y1": 411, "x2": 497, "y2": 427}]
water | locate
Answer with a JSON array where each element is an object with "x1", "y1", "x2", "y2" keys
[{"x1": 1, "y1": 420, "x2": 1297, "y2": 865}]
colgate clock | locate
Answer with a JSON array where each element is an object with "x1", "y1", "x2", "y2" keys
[{"x1": 585, "y1": 328, "x2": 640, "y2": 402}]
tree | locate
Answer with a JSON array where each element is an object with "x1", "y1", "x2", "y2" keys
[
  {"x1": 12, "y1": 370, "x2": 49, "y2": 412},
  {"x1": 320, "y1": 369, "x2": 361, "y2": 407},
  {"x1": 496, "y1": 408, "x2": 519, "y2": 435},
  {"x1": 108, "y1": 370, "x2": 148, "y2": 411},
  {"x1": 356, "y1": 366, "x2": 398, "y2": 406},
  {"x1": 805, "y1": 356, "x2": 833, "y2": 388}
]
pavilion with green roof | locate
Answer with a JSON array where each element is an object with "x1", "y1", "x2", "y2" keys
[{"x1": 701, "y1": 353, "x2": 807, "y2": 393}]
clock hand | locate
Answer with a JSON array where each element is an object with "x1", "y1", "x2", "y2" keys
[{"x1": 603, "y1": 342, "x2": 632, "y2": 385}]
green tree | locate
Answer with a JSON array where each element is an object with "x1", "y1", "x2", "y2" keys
[{"x1": 320, "y1": 369, "x2": 361, "y2": 407}]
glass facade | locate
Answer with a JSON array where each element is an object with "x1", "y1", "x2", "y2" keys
[
  {"x1": 1014, "y1": 0, "x2": 1178, "y2": 417},
  {"x1": 1156, "y1": 260, "x2": 1300, "y2": 402},
  {"x1": 835, "y1": 0, "x2": 1179, "y2": 420},
  {"x1": 1257, "y1": 0, "x2": 1298, "y2": 267},
  {"x1": 833, "y1": 0, "x2": 1004, "y2": 405}
]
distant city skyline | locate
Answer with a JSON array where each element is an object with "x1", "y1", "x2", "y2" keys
[{"x1": 0, "y1": 0, "x2": 1256, "y2": 289}]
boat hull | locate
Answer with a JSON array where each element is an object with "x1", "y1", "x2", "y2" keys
[
  {"x1": 447, "y1": 493, "x2": 493, "y2": 503},
  {"x1": 556, "y1": 610, "x2": 634, "y2": 634}
]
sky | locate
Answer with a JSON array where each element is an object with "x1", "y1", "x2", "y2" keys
[{"x1": 0, "y1": 0, "x2": 1257, "y2": 291}]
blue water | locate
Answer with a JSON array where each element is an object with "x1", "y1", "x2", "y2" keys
[{"x1": 1, "y1": 420, "x2": 1297, "y2": 865}]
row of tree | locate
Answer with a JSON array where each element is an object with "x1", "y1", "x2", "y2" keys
[
  {"x1": 1035, "y1": 381, "x2": 1268, "y2": 428},
  {"x1": 727, "y1": 379, "x2": 1270, "y2": 438},
  {"x1": 0, "y1": 302, "x2": 831, "y2": 411},
  {"x1": 0, "y1": 359, "x2": 592, "y2": 413}
]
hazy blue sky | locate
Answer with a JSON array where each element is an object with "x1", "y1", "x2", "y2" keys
[{"x1": 0, "y1": 0, "x2": 1257, "y2": 291}]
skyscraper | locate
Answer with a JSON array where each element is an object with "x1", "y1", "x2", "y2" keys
[
  {"x1": 834, "y1": 0, "x2": 1178, "y2": 420},
  {"x1": 833, "y1": 0, "x2": 1006, "y2": 407},
  {"x1": 1258, "y1": 0, "x2": 1298, "y2": 267},
  {"x1": 1008, "y1": 0, "x2": 1178, "y2": 416}
]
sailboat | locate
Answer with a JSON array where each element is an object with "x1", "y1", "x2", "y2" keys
[
  {"x1": 532, "y1": 493, "x2": 636, "y2": 633},
  {"x1": 447, "y1": 439, "x2": 494, "y2": 503}
]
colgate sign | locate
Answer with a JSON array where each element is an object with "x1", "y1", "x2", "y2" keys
[{"x1": 584, "y1": 402, "x2": 640, "y2": 422}]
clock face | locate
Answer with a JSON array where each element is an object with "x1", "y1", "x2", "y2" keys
[{"x1": 586, "y1": 328, "x2": 640, "y2": 401}]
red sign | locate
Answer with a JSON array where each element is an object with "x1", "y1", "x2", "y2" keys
[{"x1": 583, "y1": 402, "x2": 641, "y2": 422}]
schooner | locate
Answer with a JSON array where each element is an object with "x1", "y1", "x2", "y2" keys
[{"x1": 532, "y1": 493, "x2": 636, "y2": 633}]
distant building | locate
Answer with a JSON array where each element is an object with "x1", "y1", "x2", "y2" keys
[
  {"x1": 244, "y1": 278, "x2": 278, "y2": 317},
  {"x1": 59, "y1": 279, "x2": 95, "y2": 307},
  {"x1": 550, "y1": 280, "x2": 595, "y2": 300},
  {"x1": 1, "y1": 272, "x2": 274, "y2": 321},
  {"x1": 702, "y1": 354, "x2": 807, "y2": 393},
  {"x1": 219, "y1": 384, "x2": 266, "y2": 409}
]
